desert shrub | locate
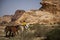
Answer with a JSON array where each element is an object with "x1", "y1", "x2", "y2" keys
[
  {"x1": 9, "y1": 23, "x2": 60, "y2": 40},
  {"x1": 19, "y1": 23, "x2": 49, "y2": 40},
  {"x1": 29, "y1": 23, "x2": 51, "y2": 37},
  {"x1": 51, "y1": 22, "x2": 60, "y2": 29},
  {"x1": 20, "y1": 31, "x2": 35, "y2": 40},
  {"x1": 56, "y1": 22, "x2": 60, "y2": 28},
  {"x1": 45, "y1": 28, "x2": 60, "y2": 40}
]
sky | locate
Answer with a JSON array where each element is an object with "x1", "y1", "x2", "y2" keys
[{"x1": 0, "y1": 0, "x2": 42, "y2": 16}]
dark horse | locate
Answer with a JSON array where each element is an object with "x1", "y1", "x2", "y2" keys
[{"x1": 5, "y1": 25, "x2": 20, "y2": 37}]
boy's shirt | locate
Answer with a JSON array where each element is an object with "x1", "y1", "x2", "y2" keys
[{"x1": 21, "y1": 22, "x2": 27, "y2": 26}]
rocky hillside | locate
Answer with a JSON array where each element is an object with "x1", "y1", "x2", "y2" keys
[
  {"x1": 11, "y1": 10, "x2": 25, "y2": 21},
  {"x1": 15, "y1": 0, "x2": 60, "y2": 25},
  {"x1": 0, "y1": 0, "x2": 60, "y2": 40},
  {"x1": 0, "y1": 0, "x2": 60, "y2": 25},
  {"x1": 0, "y1": 15, "x2": 12, "y2": 24}
]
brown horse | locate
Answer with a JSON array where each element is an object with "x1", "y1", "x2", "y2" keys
[{"x1": 5, "y1": 25, "x2": 20, "y2": 37}]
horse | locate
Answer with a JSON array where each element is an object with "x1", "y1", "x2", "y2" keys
[{"x1": 4, "y1": 25, "x2": 20, "y2": 37}]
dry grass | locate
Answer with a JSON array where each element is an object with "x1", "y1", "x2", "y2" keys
[{"x1": 0, "y1": 23, "x2": 60, "y2": 40}]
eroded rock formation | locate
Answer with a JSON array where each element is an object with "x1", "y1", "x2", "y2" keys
[
  {"x1": 11, "y1": 10, "x2": 25, "y2": 21},
  {"x1": 0, "y1": 15, "x2": 12, "y2": 23},
  {"x1": 40, "y1": 0, "x2": 60, "y2": 14},
  {"x1": 0, "y1": 0, "x2": 60, "y2": 25},
  {"x1": 14, "y1": 0, "x2": 60, "y2": 25}
]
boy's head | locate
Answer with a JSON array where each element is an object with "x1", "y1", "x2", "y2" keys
[{"x1": 23, "y1": 20, "x2": 25, "y2": 22}]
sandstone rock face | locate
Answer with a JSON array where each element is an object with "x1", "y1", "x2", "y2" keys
[
  {"x1": 15, "y1": 0, "x2": 60, "y2": 25},
  {"x1": 0, "y1": 0, "x2": 60, "y2": 25},
  {"x1": 40, "y1": 0, "x2": 60, "y2": 14},
  {"x1": 12, "y1": 10, "x2": 25, "y2": 21},
  {"x1": 15, "y1": 10, "x2": 58, "y2": 25},
  {"x1": 40, "y1": 0, "x2": 60, "y2": 23},
  {"x1": 0, "y1": 15, "x2": 12, "y2": 23},
  {"x1": 0, "y1": 0, "x2": 60, "y2": 38}
]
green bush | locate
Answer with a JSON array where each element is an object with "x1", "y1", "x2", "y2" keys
[
  {"x1": 45, "y1": 29, "x2": 60, "y2": 40},
  {"x1": 29, "y1": 23, "x2": 49, "y2": 37}
]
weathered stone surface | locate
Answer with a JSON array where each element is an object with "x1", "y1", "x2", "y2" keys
[
  {"x1": 15, "y1": 10, "x2": 57, "y2": 25},
  {"x1": 0, "y1": 15, "x2": 12, "y2": 23},
  {"x1": 0, "y1": 0, "x2": 60, "y2": 25},
  {"x1": 0, "y1": 0, "x2": 60, "y2": 39},
  {"x1": 14, "y1": 0, "x2": 60, "y2": 25},
  {"x1": 11, "y1": 10, "x2": 25, "y2": 21},
  {"x1": 40, "y1": 0, "x2": 60, "y2": 14}
]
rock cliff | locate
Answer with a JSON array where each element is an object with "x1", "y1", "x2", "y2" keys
[
  {"x1": 0, "y1": 0, "x2": 60, "y2": 25},
  {"x1": 11, "y1": 10, "x2": 25, "y2": 21},
  {"x1": 0, "y1": 15, "x2": 12, "y2": 23},
  {"x1": 15, "y1": 0, "x2": 60, "y2": 25},
  {"x1": 40, "y1": 0, "x2": 60, "y2": 14}
]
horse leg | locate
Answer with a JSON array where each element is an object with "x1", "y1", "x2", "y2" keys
[
  {"x1": 10, "y1": 31, "x2": 16, "y2": 37},
  {"x1": 11, "y1": 32, "x2": 14, "y2": 37},
  {"x1": 8, "y1": 30, "x2": 12, "y2": 37},
  {"x1": 5, "y1": 31, "x2": 8, "y2": 37},
  {"x1": 5, "y1": 27, "x2": 8, "y2": 37},
  {"x1": 11, "y1": 30, "x2": 16, "y2": 37},
  {"x1": 15, "y1": 30, "x2": 20, "y2": 35},
  {"x1": 5, "y1": 30, "x2": 11, "y2": 38}
]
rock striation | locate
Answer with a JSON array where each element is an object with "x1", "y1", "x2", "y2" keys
[
  {"x1": 0, "y1": 0, "x2": 60, "y2": 25},
  {"x1": 11, "y1": 10, "x2": 25, "y2": 21},
  {"x1": 14, "y1": 0, "x2": 60, "y2": 25},
  {"x1": 0, "y1": 0, "x2": 60, "y2": 37},
  {"x1": 40, "y1": 0, "x2": 60, "y2": 13},
  {"x1": 0, "y1": 15, "x2": 12, "y2": 23}
]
